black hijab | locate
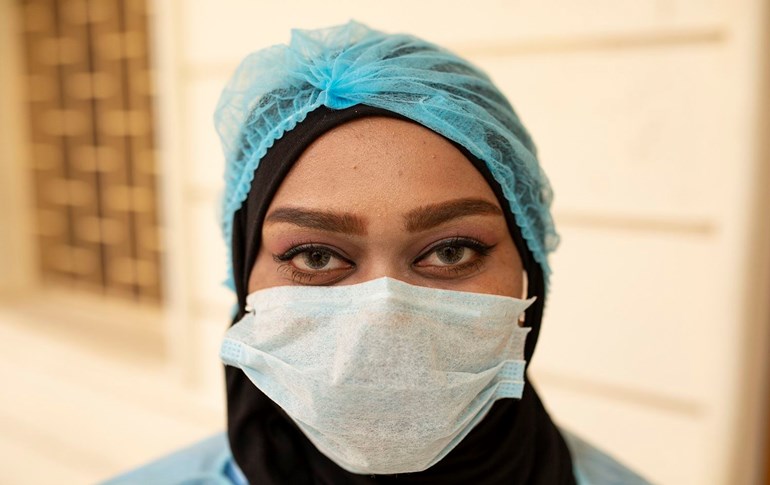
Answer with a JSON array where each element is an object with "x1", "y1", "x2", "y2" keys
[{"x1": 227, "y1": 105, "x2": 576, "y2": 484}]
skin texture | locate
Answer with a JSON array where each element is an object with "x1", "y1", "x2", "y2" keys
[{"x1": 248, "y1": 116, "x2": 524, "y2": 299}]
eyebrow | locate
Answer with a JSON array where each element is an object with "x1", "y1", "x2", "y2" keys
[
  {"x1": 404, "y1": 198, "x2": 502, "y2": 232},
  {"x1": 264, "y1": 197, "x2": 503, "y2": 236},
  {"x1": 265, "y1": 207, "x2": 368, "y2": 235}
]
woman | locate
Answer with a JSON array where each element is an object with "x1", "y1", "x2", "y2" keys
[{"x1": 105, "y1": 21, "x2": 649, "y2": 485}]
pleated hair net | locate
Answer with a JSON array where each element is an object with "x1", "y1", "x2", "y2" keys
[{"x1": 214, "y1": 21, "x2": 560, "y2": 295}]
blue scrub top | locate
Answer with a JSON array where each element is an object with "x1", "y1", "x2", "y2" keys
[{"x1": 102, "y1": 429, "x2": 650, "y2": 485}]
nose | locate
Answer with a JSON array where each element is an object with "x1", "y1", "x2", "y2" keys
[{"x1": 346, "y1": 257, "x2": 416, "y2": 286}]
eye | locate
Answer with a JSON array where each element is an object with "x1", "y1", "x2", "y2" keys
[
  {"x1": 273, "y1": 244, "x2": 355, "y2": 284},
  {"x1": 292, "y1": 247, "x2": 349, "y2": 271},
  {"x1": 413, "y1": 237, "x2": 495, "y2": 276},
  {"x1": 421, "y1": 244, "x2": 472, "y2": 266}
]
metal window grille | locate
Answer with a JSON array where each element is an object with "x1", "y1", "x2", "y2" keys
[{"x1": 20, "y1": 0, "x2": 162, "y2": 303}]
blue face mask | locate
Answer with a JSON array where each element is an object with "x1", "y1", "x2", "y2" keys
[{"x1": 220, "y1": 277, "x2": 534, "y2": 475}]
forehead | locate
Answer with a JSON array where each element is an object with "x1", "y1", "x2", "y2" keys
[{"x1": 268, "y1": 117, "x2": 500, "y2": 213}]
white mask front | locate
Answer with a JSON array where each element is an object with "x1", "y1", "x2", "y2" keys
[{"x1": 221, "y1": 277, "x2": 533, "y2": 475}]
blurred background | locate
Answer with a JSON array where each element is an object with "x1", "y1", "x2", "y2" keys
[{"x1": 0, "y1": 0, "x2": 769, "y2": 484}]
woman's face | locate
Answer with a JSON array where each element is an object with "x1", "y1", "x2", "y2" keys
[{"x1": 248, "y1": 116, "x2": 524, "y2": 298}]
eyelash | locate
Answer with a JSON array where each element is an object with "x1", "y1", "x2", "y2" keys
[
  {"x1": 272, "y1": 236, "x2": 495, "y2": 285},
  {"x1": 417, "y1": 236, "x2": 493, "y2": 260},
  {"x1": 415, "y1": 236, "x2": 494, "y2": 277},
  {"x1": 273, "y1": 242, "x2": 354, "y2": 285},
  {"x1": 273, "y1": 243, "x2": 349, "y2": 264}
]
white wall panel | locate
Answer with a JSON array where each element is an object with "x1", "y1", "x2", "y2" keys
[
  {"x1": 477, "y1": 44, "x2": 725, "y2": 222},
  {"x1": 181, "y1": 0, "x2": 725, "y2": 66},
  {"x1": 197, "y1": 317, "x2": 229, "y2": 408},
  {"x1": 185, "y1": 75, "x2": 229, "y2": 193},
  {"x1": 187, "y1": 199, "x2": 232, "y2": 312},
  {"x1": 537, "y1": 383, "x2": 707, "y2": 485},
  {"x1": 532, "y1": 224, "x2": 720, "y2": 405}
]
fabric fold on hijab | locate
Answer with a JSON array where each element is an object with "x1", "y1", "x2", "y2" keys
[{"x1": 227, "y1": 105, "x2": 576, "y2": 484}]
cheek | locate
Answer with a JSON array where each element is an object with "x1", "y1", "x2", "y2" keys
[{"x1": 477, "y1": 244, "x2": 524, "y2": 298}]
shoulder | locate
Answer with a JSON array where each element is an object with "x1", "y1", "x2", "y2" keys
[
  {"x1": 99, "y1": 432, "x2": 244, "y2": 485},
  {"x1": 561, "y1": 428, "x2": 653, "y2": 485}
]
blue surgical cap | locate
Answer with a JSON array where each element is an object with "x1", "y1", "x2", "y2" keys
[{"x1": 214, "y1": 21, "x2": 559, "y2": 292}]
